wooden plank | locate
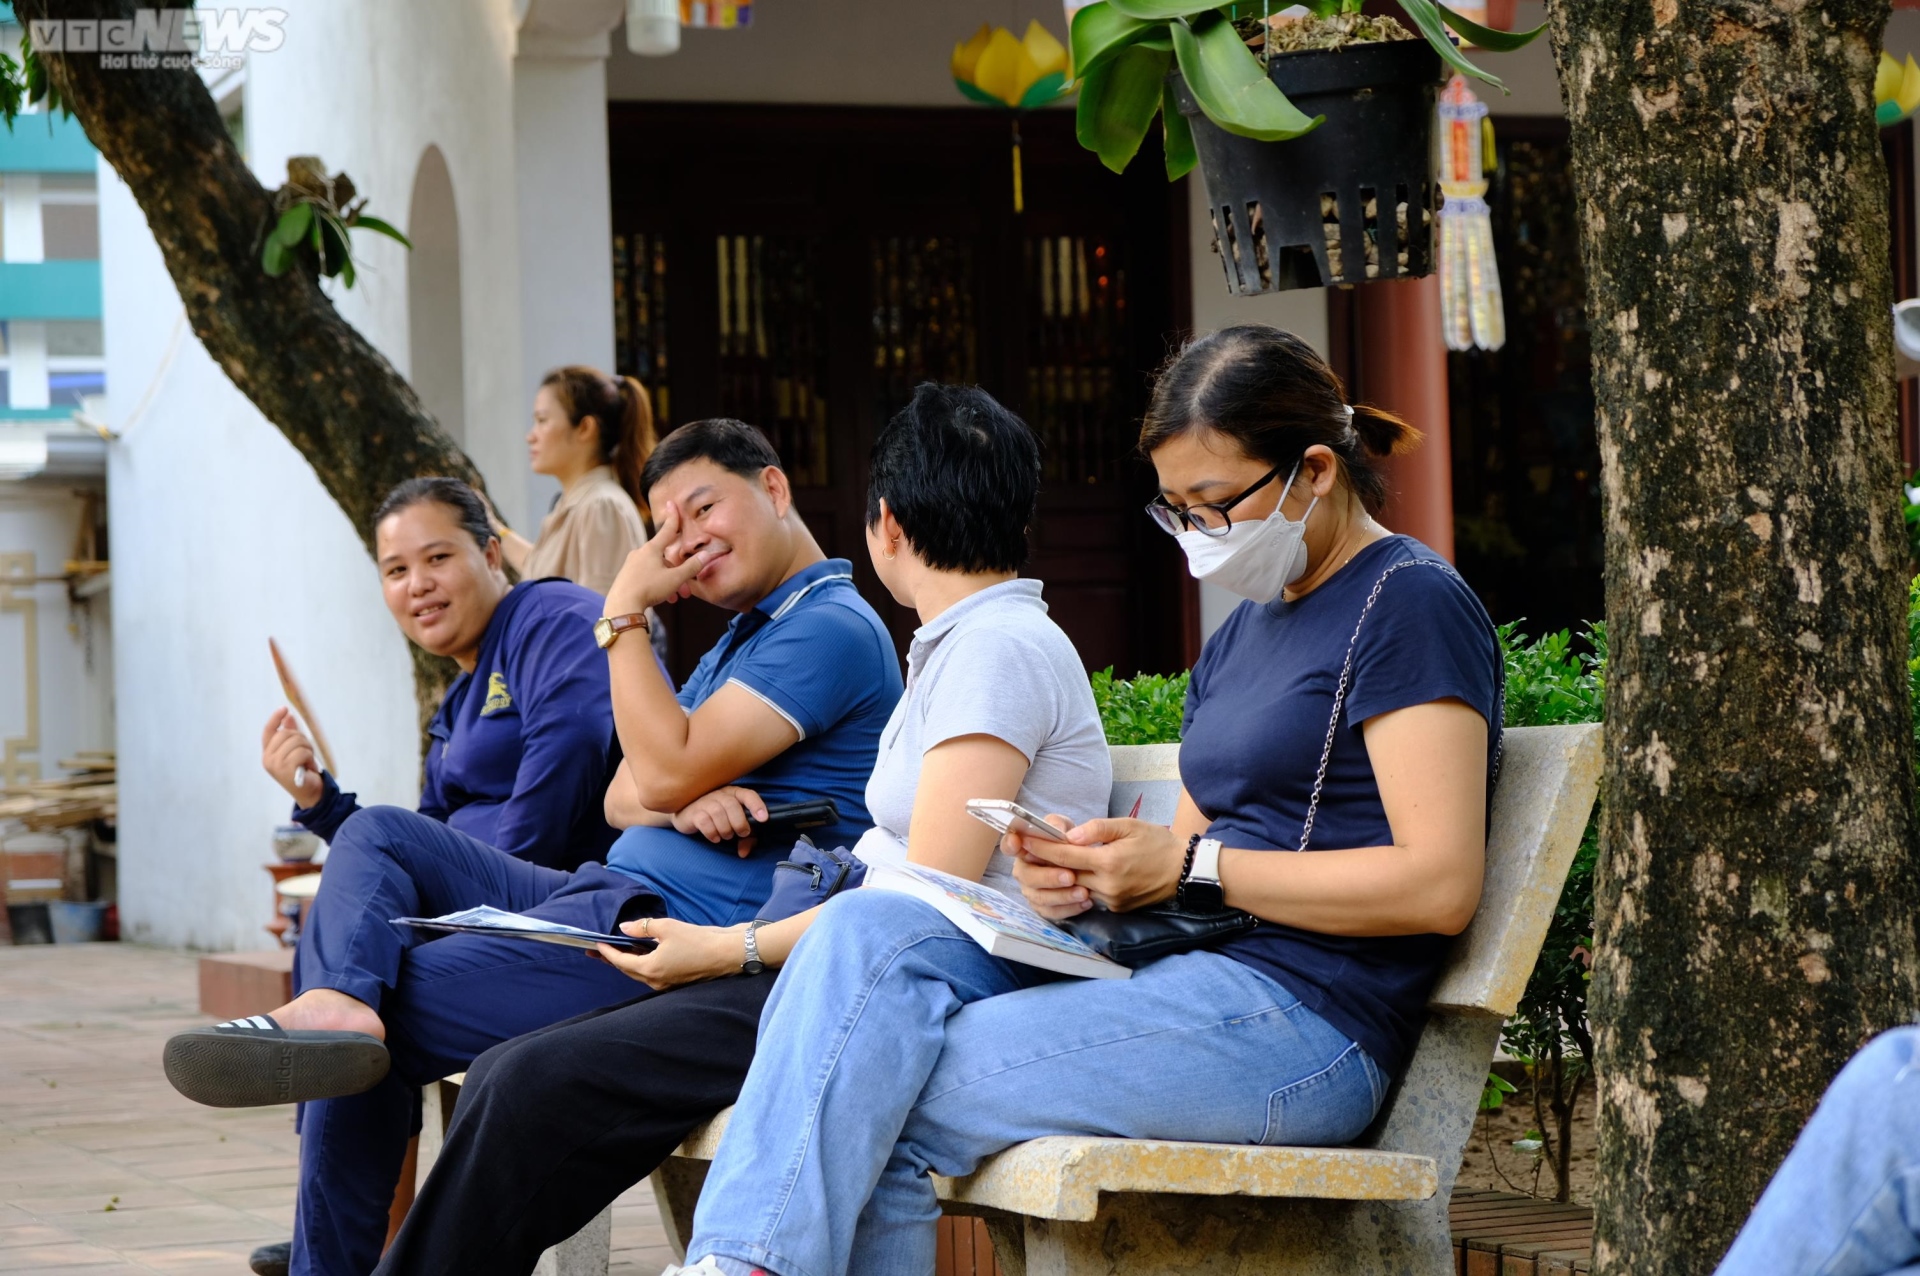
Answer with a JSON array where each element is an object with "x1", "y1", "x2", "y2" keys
[{"x1": 1463, "y1": 1230, "x2": 1594, "y2": 1255}]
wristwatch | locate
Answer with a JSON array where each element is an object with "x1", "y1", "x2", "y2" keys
[
  {"x1": 1179, "y1": 836, "x2": 1227, "y2": 913},
  {"x1": 741, "y1": 919, "x2": 770, "y2": 975},
  {"x1": 593, "y1": 612, "x2": 650, "y2": 650}
]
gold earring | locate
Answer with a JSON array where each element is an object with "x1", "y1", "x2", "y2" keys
[{"x1": 882, "y1": 544, "x2": 898, "y2": 560}]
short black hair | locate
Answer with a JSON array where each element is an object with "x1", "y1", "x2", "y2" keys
[
  {"x1": 640, "y1": 418, "x2": 783, "y2": 497},
  {"x1": 867, "y1": 384, "x2": 1038, "y2": 574},
  {"x1": 372, "y1": 477, "x2": 495, "y2": 550}
]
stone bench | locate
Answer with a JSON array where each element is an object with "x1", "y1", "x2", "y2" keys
[{"x1": 649, "y1": 724, "x2": 1603, "y2": 1275}]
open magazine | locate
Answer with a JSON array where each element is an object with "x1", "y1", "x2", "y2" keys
[
  {"x1": 862, "y1": 860, "x2": 1130, "y2": 980},
  {"x1": 391, "y1": 905, "x2": 653, "y2": 952}
]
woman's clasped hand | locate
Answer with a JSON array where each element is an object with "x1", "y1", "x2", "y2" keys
[{"x1": 1008, "y1": 818, "x2": 1187, "y2": 917}]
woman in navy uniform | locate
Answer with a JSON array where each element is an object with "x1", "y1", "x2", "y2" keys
[{"x1": 261, "y1": 477, "x2": 622, "y2": 870}]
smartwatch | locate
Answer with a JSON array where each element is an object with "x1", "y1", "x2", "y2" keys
[
  {"x1": 1179, "y1": 836, "x2": 1227, "y2": 913},
  {"x1": 741, "y1": 919, "x2": 770, "y2": 975}
]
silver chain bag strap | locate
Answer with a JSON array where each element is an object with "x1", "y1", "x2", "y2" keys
[{"x1": 1297, "y1": 557, "x2": 1506, "y2": 853}]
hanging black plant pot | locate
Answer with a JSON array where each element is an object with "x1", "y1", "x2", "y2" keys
[{"x1": 1173, "y1": 38, "x2": 1444, "y2": 295}]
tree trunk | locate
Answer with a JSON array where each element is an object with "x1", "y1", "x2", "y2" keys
[
  {"x1": 1546, "y1": 1, "x2": 1920, "y2": 1271},
  {"x1": 19, "y1": 0, "x2": 476, "y2": 723}
]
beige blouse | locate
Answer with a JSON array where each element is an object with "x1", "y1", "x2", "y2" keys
[{"x1": 523, "y1": 466, "x2": 648, "y2": 596}]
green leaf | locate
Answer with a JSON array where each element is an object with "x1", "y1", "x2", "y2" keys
[
  {"x1": 1171, "y1": 13, "x2": 1321, "y2": 142},
  {"x1": 1019, "y1": 69, "x2": 1072, "y2": 108},
  {"x1": 351, "y1": 215, "x2": 413, "y2": 249},
  {"x1": 1431, "y1": 0, "x2": 1544, "y2": 51},
  {"x1": 1070, "y1": 2, "x2": 1163, "y2": 80},
  {"x1": 1108, "y1": 0, "x2": 1232, "y2": 18},
  {"x1": 0, "y1": 53, "x2": 24, "y2": 130},
  {"x1": 271, "y1": 202, "x2": 314, "y2": 249},
  {"x1": 262, "y1": 237, "x2": 291, "y2": 277},
  {"x1": 1395, "y1": 0, "x2": 1505, "y2": 89},
  {"x1": 338, "y1": 252, "x2": 356, "y2": 290},
  {"x1": 1162, "y1": 80, "x2": 1198, "y2": 180},
  {"x1": 1478, "y1": 1071, "x2": 1517, "y2": 1111},
  {"x1": 1077, "y1": 44, "x2": 1172, "y2": 173},
  {"x1": 317, "y1": 212, "x2": 351, "y2": 277},
  {"x1": 954, "y1": 78, "x2": 1007, "y2": 108}
]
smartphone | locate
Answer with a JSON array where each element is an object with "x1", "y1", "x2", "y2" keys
[
  {"x1": 965, "y1": 798, "x2": 1069, "y2": 843},
  {"x1": 750, "y1": 798, "x2": 840, "y2": 841}
]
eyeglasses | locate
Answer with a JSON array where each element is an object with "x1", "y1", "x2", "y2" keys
[{"x1": 1145, "y1": 464, "x2": 1286, "y2": 538}]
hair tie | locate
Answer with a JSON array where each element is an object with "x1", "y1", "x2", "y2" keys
[{"x1": 1341, "y1": 404, "x2": 1355, "y2": 418}]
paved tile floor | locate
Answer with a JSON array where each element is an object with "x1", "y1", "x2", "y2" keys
[{"x1": 0, "y1": 944, "x2": 675, "y2": 1275}]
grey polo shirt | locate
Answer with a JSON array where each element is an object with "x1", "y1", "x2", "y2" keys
[{"x1": 854, "y1": 578, "x2": 1111, "y2": 896}]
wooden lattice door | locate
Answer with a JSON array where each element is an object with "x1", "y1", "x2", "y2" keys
[{"x1": 610, "y1": 104, "x2": 1190, "y2": 682}]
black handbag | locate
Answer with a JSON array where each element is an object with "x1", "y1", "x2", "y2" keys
[
  {"x1": 1064, "y1": 559, "x2": 1502, "y2": 968},
  {"x1": 1063, "y1": 902, "x2": 1258, "y2": 966}
]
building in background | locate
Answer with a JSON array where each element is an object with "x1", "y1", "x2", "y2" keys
[{"x1": 0, "y1": 1, "x2": 115, "y2": 942}]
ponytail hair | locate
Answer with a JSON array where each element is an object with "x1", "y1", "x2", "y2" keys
[
  {"x1": 539, "y1": 366, "x2": 661, "y2": 521},
  {"x1": 1138, "y1": 325, "x2": 1419, "y2": 513}
]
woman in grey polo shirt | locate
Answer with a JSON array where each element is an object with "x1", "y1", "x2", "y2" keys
[{"x1": 373, "y1": 383, "x2": 1109, "y2": 1276}]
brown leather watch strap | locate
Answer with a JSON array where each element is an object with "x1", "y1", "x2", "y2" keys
[{"x1": 598, "y1": 612, "x2": 650, "y2": 648}]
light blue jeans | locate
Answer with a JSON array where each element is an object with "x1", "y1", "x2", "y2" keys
[
  {"x1": 686, "y1": 889, "x2": 1387, "y2": 1276},
  {"x1": 1716, "y1": 1025, "x2": 1920, "y2": 1276}
]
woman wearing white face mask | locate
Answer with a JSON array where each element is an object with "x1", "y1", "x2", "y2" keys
[{"x1": 667, "y1": 326, "x2": 1504, "y2": 1276}]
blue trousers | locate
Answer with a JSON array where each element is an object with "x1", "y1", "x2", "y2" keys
[
  {"x1": 289, "y1": 807, "x2": 664, "y2": 1276},
  {"x1": 687, "y1": 889, "x2": 1384, "y2": 1276},
  {"x1": 1716, "y1": 1025, "x2": 1920, "y2": 1276}
]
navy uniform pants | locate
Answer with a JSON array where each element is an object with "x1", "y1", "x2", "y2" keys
[
  {"x1": 289, "y1": 806, "x2": 661, "y2": 1276},
  {"x1": 373, "y1": 972, "x2": 776, "y2": 1276}
]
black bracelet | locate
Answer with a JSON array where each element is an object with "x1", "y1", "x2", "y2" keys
[{"x1": 1176, "y1": 834, "x2": 1200, "y2": 908}]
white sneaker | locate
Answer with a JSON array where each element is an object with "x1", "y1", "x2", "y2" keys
[{"x1": 660, "y1": 1260, "x2": 743, "y2": 1276}]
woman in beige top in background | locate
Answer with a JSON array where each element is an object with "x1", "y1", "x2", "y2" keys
[{"x1": 495, "y1": 365, "x2": 658, "y2": 594}]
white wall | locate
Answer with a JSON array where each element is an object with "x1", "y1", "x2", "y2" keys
[{"x1": 103, "y1": 0, "x2": 531, "y2": 950}]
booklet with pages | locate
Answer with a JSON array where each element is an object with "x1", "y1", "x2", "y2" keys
[
  {"x1": 862, "y1": 860, "x2": 1130, "y2": 980},
  {"x1": 391, "y1": 905, "x2": 653, "y2": 952}
]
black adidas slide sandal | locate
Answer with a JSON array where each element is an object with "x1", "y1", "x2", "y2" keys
[{"x1": 162, "y1": 1015, "x2": 390, "y2": 1107}]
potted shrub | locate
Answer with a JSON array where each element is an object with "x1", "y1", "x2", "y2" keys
[{"x1": 1070, "y1": 0, "x2": 1542, "y2": 293}]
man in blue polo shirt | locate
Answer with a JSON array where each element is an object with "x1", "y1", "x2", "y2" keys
[
  {"x1": 162, "y1": 420, "x2": 901, "y2": 1276},
  {"x1": 592, "y1": 420, "x2": 894, "y2": 928}
]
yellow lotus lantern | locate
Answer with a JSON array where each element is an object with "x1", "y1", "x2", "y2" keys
[
  {"x1": 953, "y1": 20, "x2": 1072, "y2": 213},
  {"x1": 953, "y1": 21, "x2": 1071, "y2": 110},
  {"x1": 1877, "y1": 50, "x2": 1920, "y2": 127}
]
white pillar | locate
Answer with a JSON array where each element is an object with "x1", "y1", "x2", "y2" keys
[
  {"x1": 512, "y1": 47, "x2": 618, "y2": 530},
  {"x1": 9, "y1": 321, "x2": 50, "y2": 409},
  {"x1": 3, "y1": 173, "x2": 45, "y2": 262}
]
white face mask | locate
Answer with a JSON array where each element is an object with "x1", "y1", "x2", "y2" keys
[{"x1": 1176, "y1": 462, "x2": 1317, "y2": 604}]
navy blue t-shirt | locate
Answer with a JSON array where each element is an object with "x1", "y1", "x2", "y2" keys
[
  {"x1": 605, "y1": 559, "x2": 903, "y2": 925},
  {"x1": 1179, "y1": 536, "x2": 1502, "y2": 1078}
]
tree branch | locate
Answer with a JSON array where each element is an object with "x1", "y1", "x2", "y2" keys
[{"x1": 15, "y1": 0, "x2": 486, "y2": 558}]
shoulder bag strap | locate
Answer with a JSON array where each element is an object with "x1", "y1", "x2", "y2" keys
[{"x1": 1297, "y1": 558, "x2": 1506, "y2": 853}]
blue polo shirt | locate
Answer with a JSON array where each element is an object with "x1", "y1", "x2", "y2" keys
[
  {"x1": 295, "y1": 578, "x2": 621, "y2": 870},
  {"x1": 604, "y1": 559, "x2": 902, "y2": 925}
]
